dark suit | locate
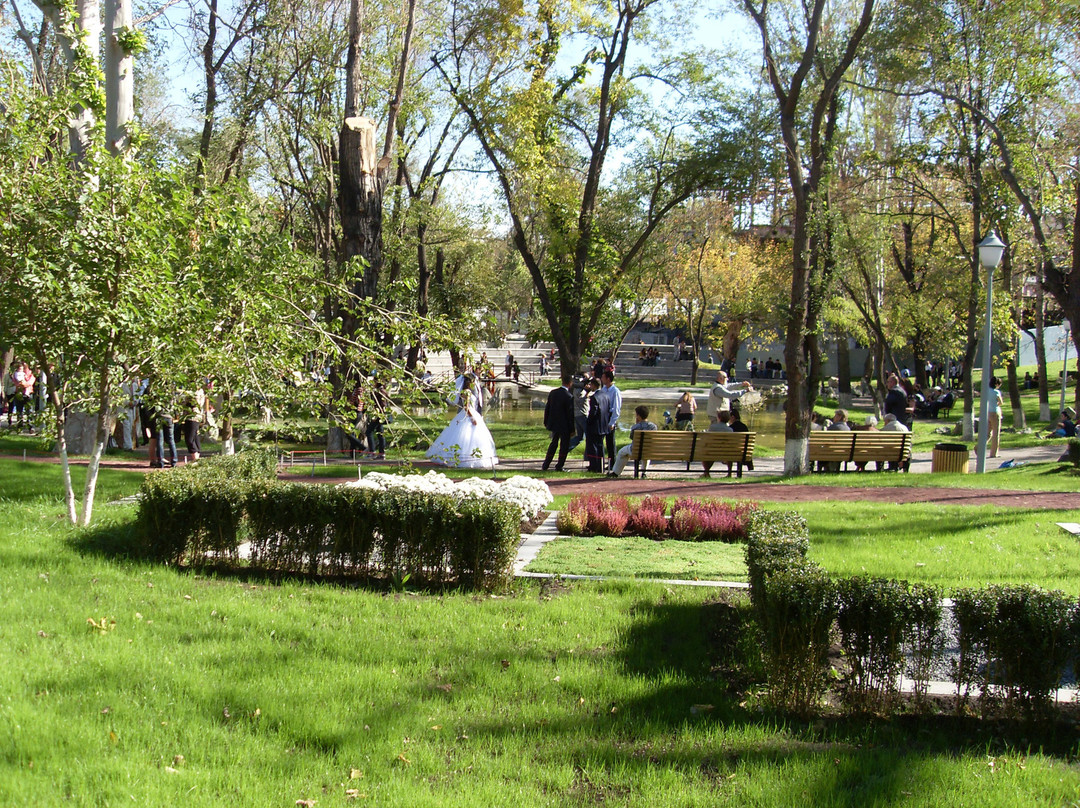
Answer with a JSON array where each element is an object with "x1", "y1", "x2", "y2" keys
[{"x1": 542, "y1": 384, "x2": 575, "y2": 470}]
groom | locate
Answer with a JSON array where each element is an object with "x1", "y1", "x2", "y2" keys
[{"x1": 542, "y1": 374, "x2": 575, "y2": 471}]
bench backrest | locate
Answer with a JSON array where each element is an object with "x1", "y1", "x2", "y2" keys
[
  {"x1": 808, "y1": 431, "x2": 910, "y2": 462},
  {"x1": 630, "y1": 429, "x2": 755, "y2": 463}
]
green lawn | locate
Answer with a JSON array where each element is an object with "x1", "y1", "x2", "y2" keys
[
  {"x1": 4, "y1": 460, "x2": 1080, "y2": 805},
  {"x1": 529, "y1": 499, "x2": 1080, "y2": 594}
]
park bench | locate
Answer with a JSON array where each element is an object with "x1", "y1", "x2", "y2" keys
[
  {"x1": 808, "y1": 431, "x2": 911, "y2": 472},
  {"x1": 629, "y1": 430, "x2": 756, "y2": 479}
]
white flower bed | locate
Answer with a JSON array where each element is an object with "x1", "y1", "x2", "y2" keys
[{"x1": 343, "y1": 471, "x2": 552, "y2": 522}]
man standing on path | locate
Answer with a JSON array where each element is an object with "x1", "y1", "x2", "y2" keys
[
  {"x1": 708, "y1": 370, "x2": 750, "y2": 419},
  {"x1": 884, "y1": 374, "x2": 913, "y2": 428},
  {"x1": 542, "y1": 374, "x2": 575, "y2": 471},
  {"x1": 600, "y1": 369, "x2": 621, "y2": 471}
]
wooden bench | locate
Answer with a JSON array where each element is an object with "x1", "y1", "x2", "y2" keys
[
  {"x1": 630, "y1": 430, "x2": 756, "y2": 479},
  {"x1": 808, "y1": 431, "x2": 911, "y2": 472}
]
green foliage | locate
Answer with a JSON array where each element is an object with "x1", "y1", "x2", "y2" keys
[
  {"x1": 953, "y1": 584, "x2": 1076, "y2": 714},
  {"x1": 758, "y1": 563, "x2": 838, "y2": 715},
  {"x1": 985, "y1": 585, "x2": 1076, "y2": 713},
  {"x1": 950, "y1": 586, "x2": 998, "y2": 711},
  {"x1": 836, "y1": 576, "x2": 931, "y2": 714},
  {"x1": 904, "y1": 582, "x2": 945, "y2": 705},
  {"x1": 114, "y1": 25, "x2": 148, "y2": 56},
  {"x1": 1068, "y1": 438, "x2": 1080, "y2": 468},
  {"x1": 137, "y1": 473, "x2": 519, "y2": 590},
  {"x1": 744, "y1": 509, "x2": 809, "y2": 621}
]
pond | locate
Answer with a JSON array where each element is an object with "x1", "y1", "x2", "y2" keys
[{"x1": 433, "y1": 384, "x2": 790, "y2": 452}]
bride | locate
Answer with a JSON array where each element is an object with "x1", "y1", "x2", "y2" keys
[{"x1": 425, "y1": 374, "x2": 498, "y2": 469}]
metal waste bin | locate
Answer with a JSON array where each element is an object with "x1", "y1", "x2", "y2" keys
[{"x1": 932, "y1": 442, "x2": 969, "y2": 473}]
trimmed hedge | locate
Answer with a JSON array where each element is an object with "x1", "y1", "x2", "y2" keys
[
  {"x1": 136, "y1": 467, "x2": 521, "y2": 590},
  {"x1": 746, "y1": 507, "x2": 1079, "y2": 718}
]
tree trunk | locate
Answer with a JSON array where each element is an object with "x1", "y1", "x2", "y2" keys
[
  {"x1": 104, "y1": 0, "x2": 134, "y2": 155},
  {"x1": 1034, "y1": 274, "x2": 1051, "y2": 421},
  {"x1": 837, "y1": 333, "x2": 852, "y2": 408},
  {"x1": 79, "y1": 346, "x2": 114, "y2": 527}
]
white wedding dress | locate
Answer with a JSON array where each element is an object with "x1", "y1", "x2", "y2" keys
[{"x1": 425, "y1": 389, "x2": 498, "y2": 469}]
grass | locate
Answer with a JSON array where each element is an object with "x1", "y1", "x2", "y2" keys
[
  {"x1": 3, "y1": 461, "x2": 1080, "y2": 804},
  {"x1": 764, "y1": 460, "x2": 1080, "y2": 492},
  {"x1": 525, "y1": 536, "x2": 748, "y2": 581},
  {"x1": 530, "y1": 499, "x2": 1080, "y2": 594}
]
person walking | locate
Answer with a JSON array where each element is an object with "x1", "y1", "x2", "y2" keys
[
  {"x1": 987, "y1": 376, "x2": 1003, "y2": 458},
  {"x1": 542, "y1": 374, "x2": 575, "y2": 471}
]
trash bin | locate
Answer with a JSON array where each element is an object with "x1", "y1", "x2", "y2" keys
[{"x1": 932, "y1": 442, "x2": 969, "y2": 473}]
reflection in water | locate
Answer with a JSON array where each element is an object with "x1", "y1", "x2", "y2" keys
[{"x1": 425, "y1": 384, "x2": 788, "y2": 451}]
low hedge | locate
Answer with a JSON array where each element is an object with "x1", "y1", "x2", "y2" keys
[
  {"x1": 136, "y1": 468, "x2": 520, "y2": 590},
  {"x1": 746, "y1": 508, "x2": 1079, "y2": 717}
]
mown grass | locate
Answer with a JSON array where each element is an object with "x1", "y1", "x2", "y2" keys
[
  {"x1": 525, "y1": 536, "x2": 748, "y2": 581},
  {"x1": 3, "y1": 461, "x2": 1080, "y2": 804},
  {"x1": 532, "y1": 498, "x2": 1080, "y2": 594},
  {"x1": 763, "y1": 460, "x2": 1080, "y2": 492}
]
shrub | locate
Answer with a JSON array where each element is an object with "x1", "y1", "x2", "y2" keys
[
  {"x1": 745, "y1": 510, "x2": 809, "y2": 622},
  {"x1": 951, "y1": 587, "x2": 997, "y2": 713},
  {"x1": 904, "y1": 583, "x2": 944, "y2": 706},
  {"x1": 628, "y1": 496, "x2": 668, "y2": 540},
  {"x1": 758, "y1": 562, "x2": 838, "y2": 715},
  {"x1": 836, "y1": 576, "x2": 913, "y2": 713},
  {"x1": 556, "y1": 499, "x2": 588, "y2": 535},
  {"x1": 985, "y1": 585, "x2": 1076, "y2": 713},
  {"x1": 583, "y1": 494, "x2": 631, "y2": 536},
  {"x1": 669, "y1": 498, "x2": 758, "y2": 542},
  {"x1": 245, "y1": 481, "x2": 338, "y2": 575},
  {"x1": 137, "y1": 472, "x2": 248, "y2": 565}
]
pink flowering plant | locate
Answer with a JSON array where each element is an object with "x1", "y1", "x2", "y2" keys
[{"x1": 559, "y1": 494, "x2": 758, "y2": 542}]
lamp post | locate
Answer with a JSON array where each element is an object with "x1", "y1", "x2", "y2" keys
[{"x1": 975, "y1": 233, "x2": 1006, "y2": 474}]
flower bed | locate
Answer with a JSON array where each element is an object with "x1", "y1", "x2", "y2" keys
[
  {"x1": 556, "y1": 493, "x2": 758, "y2": 542},
  {"x1": 344, "y1": 471, "x2": 552, "y2": 523}
]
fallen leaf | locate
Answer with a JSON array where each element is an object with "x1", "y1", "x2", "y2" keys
[
  {"x1": 349, "y1": 768, "x2": 363, "y2": 780},
  {"x1": 164, "y1": 766, "x2": 180, "y2": 774},
  {"x1": 430, "y1": 725, "x2": 442, "y2": 731},
  {"x1": 436, "y1": 683, "x2": 452, "y2": 692},
  {"x1": 295, "y1": 801, "x2": 317, "y2": 807},
  {"x1": 252, "y1": 708, "x2": 261, "y2": 718},
  {"x1": 108, "y1": 731, "x2": 118, "y2": 745},
  {"x1": 135, "y1": 613, "x2": 143, "y2": 620},
  {"x1": 345, "y1": 789, "x2": 361, "y2": 800},
  {"x1": 173, "y1": 755, "x2": 185, "y2": 766},
  {"x1": 183, "y1": 595, "x2": 192, "y2": 601},
  {"x1": 396, "y1": 754, "x2": 411, "y2": 765},
  {"x1": 100, "y1": 707, "x2": 111, "y2": 715},
  {"x1": 500, "y1": 659, "x2": 510, "y2": 669},
  {"x1": 37, "y1": 631, "x2": 48, "y2": 638}
]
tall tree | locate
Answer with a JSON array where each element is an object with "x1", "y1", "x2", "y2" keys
[
  {"x1": 434, "y1": 0, "x2": 734, "y2": 373},
  {"x1": 739, "y1": 0, "x2": 876, "y2": 474}
]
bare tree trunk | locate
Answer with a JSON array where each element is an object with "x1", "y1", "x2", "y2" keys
[
  {"x1": 104, "y1": 0, "x2": 133, "y2": 155},
  {"x1": 80, "y1": 345, "x2": 114, "y2": 526},
  {"x1": 837, "y1": 332, "x2": 852, "y2": 408},
  {"x1": 1034, "y1": 268, "x2": 1051, "y2": 421}
]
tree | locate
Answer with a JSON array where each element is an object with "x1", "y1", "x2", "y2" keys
[
  {"x1": 434, "y1": 0, "x2": 733, "y2": 373},
  {"x1": 739, "y1": 0, "x2": 877, "y2": 474}
]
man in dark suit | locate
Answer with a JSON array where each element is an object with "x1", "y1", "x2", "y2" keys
[{"x1": 542, "y1": 374, "x2": 576, "y2": 471}]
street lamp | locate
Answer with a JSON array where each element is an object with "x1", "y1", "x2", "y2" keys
[{"x1": 976, "y1": 232, "x2": 1006, "y2": 474}]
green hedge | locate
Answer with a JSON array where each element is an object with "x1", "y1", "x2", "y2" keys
[
  {"x1": 136, "y1": 468, "x2": 520, "y2": 591},
  {"x1": 747, "y1": 507, "x2": 1078, "y2": 718}
]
